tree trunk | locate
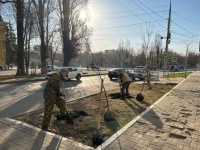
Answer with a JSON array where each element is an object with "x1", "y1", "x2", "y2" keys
[
  {"x1": 25, "y1": 33, "x2": 28, "y2": 75},
  {"x1": 62, "y1": 0, "x2": 70, "y2": 66},
  {"x1": 16, "y1": 0, "x2": 25, "y2": 76},
  {"x1": 39, "y1": 0, "x2": 47, "y2": 74}
]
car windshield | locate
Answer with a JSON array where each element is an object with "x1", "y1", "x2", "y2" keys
[
  {"x1": 46, "y1": 65, "x2": 52, "y2": 68},
  {"x1": 136, "y1": 66, "x2": 145, "y2": 69}
]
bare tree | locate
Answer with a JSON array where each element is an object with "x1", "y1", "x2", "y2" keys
[
  {"x1": 140, "y1": 23, "x2": 154, "y2": 89},
  {"x1": 24, "y1": 0, "x2": 34, "y2": 74},
  {"x1": 154, "y1": 33, "x2": 162, "y2": 69},
  {"x1": 58, "y1": 0, "x2": 91, "y2": 66},
  {"x1": 32, "y1": 0, "x2": 56, "y2": 74}
]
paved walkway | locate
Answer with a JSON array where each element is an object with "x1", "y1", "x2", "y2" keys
[{"x1": 0, "y1": 72, "x2": 200, "y2": 149}]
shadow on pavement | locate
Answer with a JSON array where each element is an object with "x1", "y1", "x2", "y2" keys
[
  {"x1": 125, "y1": 99, "x2": 163, "y2": 129},
  {"x1": 0, "y1": 82, "x2": 47, "y2": 118}
]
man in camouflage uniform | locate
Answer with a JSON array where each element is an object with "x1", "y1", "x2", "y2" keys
[
  {"x1": 41, "y1": 68, "x2": 68, "y2": 131},
  {"x1": 118, "y1": 70, "x2": 131, "y2": 100}
]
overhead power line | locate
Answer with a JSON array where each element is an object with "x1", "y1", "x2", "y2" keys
[
  {"x1": 137, "y1": 0, "x2": 167, "y2": 20},
  {"x1": 92, "y1": 10, "x2": 168, "y2": 21},
  {"x1": 93, "y1": 5, "x2": 169, "y2": 15},
  {"x1": 94, "y1": 30, "x2": 166, "y2": 37},
  {"x1": 171, "y1": 30, "x2": 199, "y2": 39},
  {"x1": 116, "y1": 0, "x2": 146, "y2": 23},
  {"x1": 130, "y1": 0, "x2": 166, "y2": 30},
  {"x1": 172, "y1": 37, "x2": 196, "y2": 42},
  {"x1": 172, "y1": 11, "x2": 200, "y2": 26},
  {"x1": 171, "y1": 21, "x2": 195, "y2": 35},
  {"x1": 95, "y1": 19, "x2": 166, "y2": 30}
]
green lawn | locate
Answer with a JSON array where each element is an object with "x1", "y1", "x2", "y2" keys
[{"x1": 162, "y1": 72, "x2": 192, "y2": 78}]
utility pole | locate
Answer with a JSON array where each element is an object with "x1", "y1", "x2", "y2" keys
[{"x1": 164, "y1": 0, "x2": 171, "y2": 76}]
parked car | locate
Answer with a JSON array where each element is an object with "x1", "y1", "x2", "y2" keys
[
  {"x1": 46, "y1": 67, "x2": 82, "y2": 81},
  {"x1": 162, "y1": 66, "x2": 169, "y2": 70},
  {"x1": 132, "y1": 66, "x2": 147, "y2": 80},
  {"x1": 170, "y1": 65, "x2": 179, "y2": 72},
  {"x1": 108, "y1": 68, "x2": 132, "y2": 80},
  {"x1": 0, "y1": 66, "x2": 4, "y2": 71},
  {"x1": 46, "y1": 65, "x2": 56, "y2": 72}
]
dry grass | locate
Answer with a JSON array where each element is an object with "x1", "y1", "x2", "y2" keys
[{"x1": 13, "y1": 83, "x2": 175, "y2": 147}]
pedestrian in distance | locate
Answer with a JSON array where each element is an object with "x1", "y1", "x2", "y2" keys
[
  {"x1": 118, "y1": 70, "x2": 131, "y2": 100},
  {"x1": 41, "y1": 68, "x2": 68, "y2": 131}
]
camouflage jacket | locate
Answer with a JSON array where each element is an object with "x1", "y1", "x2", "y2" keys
[
  {"x1": 44, "y1": 73, "x2": 64, "y2": 96},
  {"x1": 119, "y1": 72, "x2": 131, "y2": 84}
]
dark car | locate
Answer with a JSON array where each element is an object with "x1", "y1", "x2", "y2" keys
[
  {"x1": 0, "y1": 66, "x2": 4, "y2": 71},
  {"x1": 108, "y1": 68, "x2": 132, "y2": 80}
]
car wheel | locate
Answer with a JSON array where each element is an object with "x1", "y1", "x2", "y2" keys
[
  {"x1": 109, "y1": 77, "x2": 112, "y2": 80},
  {"x1": 76, "y1": 74, "x2": 81, "y2": 81}
]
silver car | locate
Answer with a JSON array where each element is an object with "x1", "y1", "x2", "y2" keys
[{"x1": 132, "y1": 66, "x2": 146, "y2": 80}]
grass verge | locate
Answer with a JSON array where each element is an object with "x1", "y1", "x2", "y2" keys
[{"x1": 162, "y1": 72, "x2": 192, "y2": 78}]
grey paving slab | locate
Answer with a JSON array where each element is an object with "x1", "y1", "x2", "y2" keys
[{"x1": 0, "y1": 118, "x2": 93, "y2": 150}]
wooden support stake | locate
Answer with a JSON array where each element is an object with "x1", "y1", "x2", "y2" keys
[{"x1": 97, "y1": 79, "x2": 103, "y2": 129}]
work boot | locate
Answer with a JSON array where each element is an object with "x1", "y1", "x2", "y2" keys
[
  {"x1": 126, "y1": 94, "x2": 131, "y2": 98},
  {"x1": 120, "y1": 94, "x2": 125, "y2": 100},
  {"x1": 56, "y1": 113, "x2": 68, "y2": 121},
  {"x1": 41, "y1": 126, "x2": 51, "y2": 131}
]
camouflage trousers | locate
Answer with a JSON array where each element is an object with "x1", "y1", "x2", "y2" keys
[
  {"x1": 121, "y1": 81, "x2": 131, "y2": 97},
  {"x1": 42, "y1": 91, "x2": 67, "y2": 127}
]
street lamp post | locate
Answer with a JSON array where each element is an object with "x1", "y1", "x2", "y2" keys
[{"x1": 181, "y1": 41, "x2": 193, "y2": 79}]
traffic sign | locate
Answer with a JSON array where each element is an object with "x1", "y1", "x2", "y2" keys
[{"x1": 171, "y1": 57, "x2": 177, "y2": 62}]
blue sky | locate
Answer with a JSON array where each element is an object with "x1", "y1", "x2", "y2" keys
[{"x1": 88, "y1": 0, "x2": 200, "y2": 55}]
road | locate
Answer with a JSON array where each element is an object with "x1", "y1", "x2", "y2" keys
[{"x1": 0, "y1": 75, "x2": 120, "y2": 118}]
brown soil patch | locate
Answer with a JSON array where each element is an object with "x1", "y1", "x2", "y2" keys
[{"x1": 12, "y1": 83, "x2": 175, "y2": 148}]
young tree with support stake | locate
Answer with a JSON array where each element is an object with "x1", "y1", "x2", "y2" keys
[{"x1": 140, "y1": 23, "x2": 154, "y2": 89}]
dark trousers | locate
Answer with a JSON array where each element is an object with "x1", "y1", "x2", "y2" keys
[{"x1": 121, "y1": 81, "x2": 131, "y2": 97}]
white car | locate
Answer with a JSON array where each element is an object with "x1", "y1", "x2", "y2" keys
[
  {"x1": 46, "y1": 65, "x2": 56, "y2": 72},
  {"x1": 46, "y1": 67, "x2": 82, "y2": 81}
]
